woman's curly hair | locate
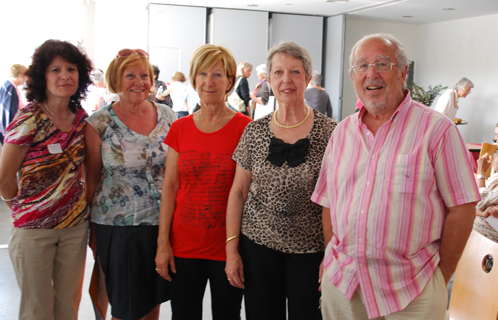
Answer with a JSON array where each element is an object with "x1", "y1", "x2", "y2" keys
[{"x1": 25, "y1": 40, "x2": 93, "y2": 112}]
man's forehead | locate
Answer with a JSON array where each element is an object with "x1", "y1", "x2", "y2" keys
[
  {"x1": 354, "y1": 55, "x2": 391, "y2": 63},
  {"x1": 353, "y1": 38, "x2": 394, "y2": 61}
]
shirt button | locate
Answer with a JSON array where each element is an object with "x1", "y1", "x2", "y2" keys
[
  {"x1": 360, "y1": 264, "x2": 364, "y2": 268},
  {"x1": 366, "y1": 132, "x2": 370, "y2": 136},
  {"x1": 366, "y1": 181, "x2": 370, "y2": 185},
  {"x1": 353, "y1": 278, "x2": 357, "y2": 282},
  {"x1": 358, "y1": 238, "x2": 362, "y2": 242},
  {"x1": 361, "y1": 210, "x2": 364, "y2": 213}
]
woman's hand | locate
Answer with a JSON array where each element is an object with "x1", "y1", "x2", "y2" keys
[
  {"x1": 155, "y1": 243, "x2": 176, "y2": 281},
  {"x1": 225, "y1": 250, "x2": 245, "y2": 289},
  {"x1": 477, "y1": 153, "x2": 492, "y2": 175},
  {"x1": 250, "y1": 92, "x2": 256, "y2": 100},
  {"x1": 484, "y1": 205, "x2": 498, "y2": 218}
]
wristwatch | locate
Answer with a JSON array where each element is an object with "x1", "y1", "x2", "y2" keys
[{"x1": 477, "y1": 174, "x2": 486, "y2": 180}]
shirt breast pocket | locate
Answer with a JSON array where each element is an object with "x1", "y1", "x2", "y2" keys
[{"x1": 392, "y1": 154, "x2": 431, "y2": 194}]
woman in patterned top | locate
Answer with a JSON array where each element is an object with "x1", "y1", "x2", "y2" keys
[
  {"x1": 85, "y1": 49, "x2": 177, "y2": 320},
  {"x1": 0, "y1": 40, "x2": 92, "y2": 320},
  {"x1": 225, "y1": 42, "x2": 337, "y2": 320}
]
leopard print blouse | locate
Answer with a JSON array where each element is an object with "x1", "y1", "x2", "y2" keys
[{"x1": 233, "y1": 110, "x2": 337, "y2": 253}]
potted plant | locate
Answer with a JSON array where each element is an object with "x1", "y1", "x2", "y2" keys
[{"x1": 410, "y1": 82, "x2": 448, "y2": 107}]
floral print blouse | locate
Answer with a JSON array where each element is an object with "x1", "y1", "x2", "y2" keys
[{"x1": 86, "y1": 102, "x2": 177, "y2": 226}]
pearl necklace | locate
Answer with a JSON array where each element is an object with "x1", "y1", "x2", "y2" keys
[
  {"x1": 198, "y1": 108, "x2": 227, "y2": 127},
  {"x1": 273, "y1": 105, "x2": 310, "y2": 129},
  {"x1": 44, "y1": 103, "x2": 71, "y2": 120}
]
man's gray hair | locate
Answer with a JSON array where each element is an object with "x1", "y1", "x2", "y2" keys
[
  {"x1": 454, "y1": 77, "x2": 474, "y2": 90},
  {"x1": 266, "y1": 41, "x2": 312, "y2": 81},
  {"x1": 349, "y1": 33, "x2": 409, "y2": 88},
  {"x1": 311, "y1": 71, "x2": 322, "y2": 86}
]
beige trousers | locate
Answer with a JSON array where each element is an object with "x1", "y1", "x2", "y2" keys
[
  {"x1": 321, "y1": 267, "x2": 447, "y2": 320},
  {"x1": 9, "y1": 221, "x2": 89, "y2": 320}
]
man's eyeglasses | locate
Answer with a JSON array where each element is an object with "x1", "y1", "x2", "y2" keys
[
  {"x1": 352, "y1": 61, "x2": 397, "y2": 74},
  {"x1": 461, "y1": 88, "x2": 471, "y2": 95},
  {"x1": 115, "y1": 49, "x2": 149, "y2": 61}
]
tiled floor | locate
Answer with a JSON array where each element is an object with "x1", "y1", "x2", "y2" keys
[{"x1": 0, "y1": 200, "x2": 238, "y2": 320}]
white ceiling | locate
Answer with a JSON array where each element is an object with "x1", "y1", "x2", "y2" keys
[{"x1": 150, "y1": 0, "x2": 498, "y2": 24}]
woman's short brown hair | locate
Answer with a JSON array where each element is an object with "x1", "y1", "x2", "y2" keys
[
  {"x1": 105, "y1": 51, "x2": 154, "y2": 94},
  {"x1": 172, "y1": 71, "x2": 186, "y2": 83},
  {"x1": 189, "y1": 44, "x2": 237, "y2": 94}
]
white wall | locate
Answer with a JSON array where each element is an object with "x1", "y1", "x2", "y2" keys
[
  {"x1": 342, "y1": 17, "x2": 418, "y2": 118},
  {"x1": 0, "y1": 0, "x2": 88, "y2": 77},
  {"x1": 148, "y1": 4, "x2": 206, "y2": 84},
  {"x1": 324, "y1": 15, "x2": 346, "y2": 122},
  {"x1": 210, "y1": 9, "x2": 269, "y2": 90},
  {"x1": 415, "y1": 14, "x2": 498, "y2": 143}
]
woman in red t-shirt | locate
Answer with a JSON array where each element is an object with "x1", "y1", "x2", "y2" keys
[{"x1": 155, "y1": 44, "x2": 251, "y2": 319}]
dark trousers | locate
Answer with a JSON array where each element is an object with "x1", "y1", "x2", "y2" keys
[
  {"x1": 177, "y1": 111, "x2": 189, "y2": 118},
  {"x1": 240, "y1": 235, "x2": 323, "y2": 320},
  {"x1": 170, "y1": 257, "x2": 243, "y2": 320}
]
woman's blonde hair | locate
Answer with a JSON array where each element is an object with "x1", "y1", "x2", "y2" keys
[
  {"x1": 10, "y1": 64, "x2": 28, "y2": 78},
  {"x1": 105, "y1": 52, "x2": 154, "y2": 94},
  {"x1": 236, "y1": 61, "x2": 253, "y2": 77},
  {"x1": 189, "y1": 44, "x2": 237, "y2": 94}
]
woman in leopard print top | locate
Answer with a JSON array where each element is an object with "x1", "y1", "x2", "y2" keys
[{"x1": 225, "y1": 41, "x2": 337, "y2": 320}]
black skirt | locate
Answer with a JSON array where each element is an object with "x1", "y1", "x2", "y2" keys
[{"x1": 95, "y1": 224, "x2": 170, "y2": 320}]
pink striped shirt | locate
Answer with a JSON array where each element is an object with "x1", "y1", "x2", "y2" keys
[{"x1": 312, "y1": 92, "x2": 479, "y2": 318}]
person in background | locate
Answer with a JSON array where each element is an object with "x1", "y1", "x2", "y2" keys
[
  {"x1": 158, "y1": 71, "x2": 188, "y2": 118},
  {"x1": 230, "y1": 61, "x2": 252, "y2": 116},
  {"x1": 85, "y1": 48, "x2": 177, "y2": 320},
  {"x1": 226, "y1": 41, "x2": 337, "y2": 320},
  {"x1": 0, "y1": 39, "x2": 92, "y2": 320},
  {"x1": 0, "y1": 64, "x2": 28, "y2": 144},
  {"x1": 474, "y1": 151, "x2": 498, "y2": 243},
  {"x1": 305, "y1": 71, "x2": 333, "y2": 118},
  {"x1": 150, "y1": 65, "x2": 173, "y2": 107},
  {"x1": 250, "y1": 64, "x2": 270, "y2": 120},
  {"x1": 434, "y1": 77, "x2": 474, "y2": 121},
  {"x1": 155, "y1": 44, "x2": 251, "y2": 319},
  {"x1": 183, "y1": 82, "x2": 200, "y2": 115},
  {"x1": 313, "y1": 33, "x2": 479, "y2": 320},
  {"x1": 82, "y1": 69, "x2": 107, "y2": 115}
]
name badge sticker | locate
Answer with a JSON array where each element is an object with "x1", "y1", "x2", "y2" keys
[{"x1": 48, "y1": 143, "x2": 63, "y2": 154}]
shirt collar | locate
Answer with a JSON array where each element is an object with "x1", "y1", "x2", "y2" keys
[{"x1": 356, "y1": 90, "x2": 412, "y2": 126}]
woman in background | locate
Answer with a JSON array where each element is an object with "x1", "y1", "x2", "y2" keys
[
  {"x1": 250, "y1": 64, "x2": 270, "y2": 120},
  {"x1": 156, "y1": 44, "x2": 251, "y2": 319},
  {"x1": 0, "y1": 39, "x2": 92, "y2": 320},
  {"x1": 85, "y1": 48, "x2": 177, "y2": 320},
  {"x1": 159, "y1": 71, "x2": 188, "y2": 118},
  {"x1": 231, "y1": 61, "x2": 252, "y2": 117},
  {"x1": 0, "y1": 64, "x2": 28, "y2": 144}
]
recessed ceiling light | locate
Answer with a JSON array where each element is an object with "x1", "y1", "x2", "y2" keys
[
  {"x1": 443, "y1": 8, "x2": 456, "y2": 11},
  {"x1": 403, "y1": 15, "x2": 413, "y2": 18},
  {"x1": 284, "y1": 3, "x2": 293, "y2": 5},
  {"x1": 325, "y1": 0, "x2": 349, "y2": 2},
  {"x1": 247, "y1": 4, "x2": 258, "y2": 6}
]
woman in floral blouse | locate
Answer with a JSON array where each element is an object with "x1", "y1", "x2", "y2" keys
[{"x1": 85, "y1": 48, "x2": 177, "y2": 320}]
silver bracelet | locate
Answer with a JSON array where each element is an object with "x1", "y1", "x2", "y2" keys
[{"x1": 0, "y1": 195, "x2": 15, "y2": 202}]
